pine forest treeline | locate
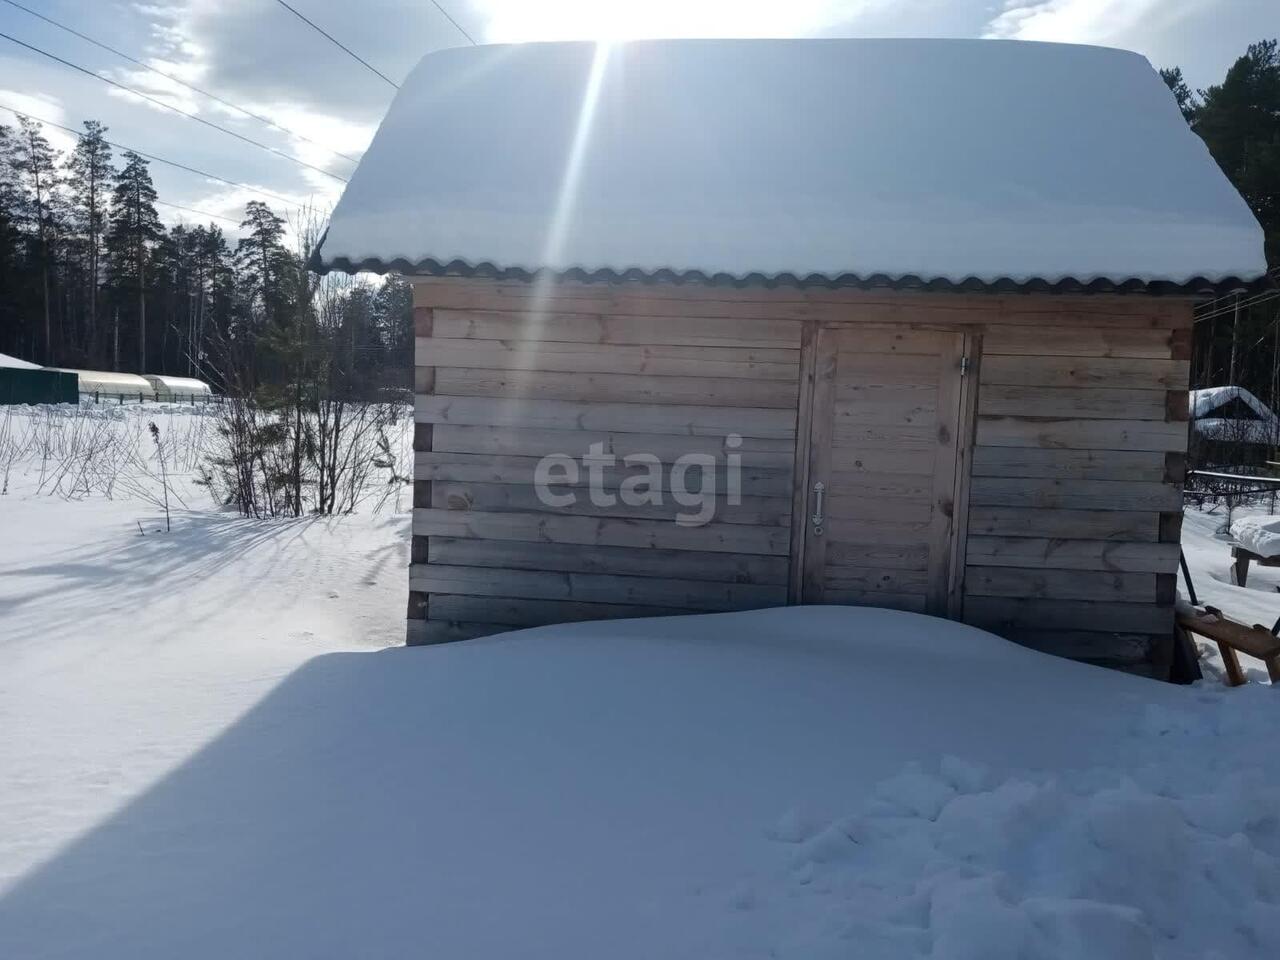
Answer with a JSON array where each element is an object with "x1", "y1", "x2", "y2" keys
[
  {"x1": 0, "y1": 117, "x2": 412, "y2": 394},
  {"x1": 1162, "y1": 40, "x2": 1279, "y2": 404},
  {"x1": 1, "y1": 40, "x2": 1277, "y2": 403}
]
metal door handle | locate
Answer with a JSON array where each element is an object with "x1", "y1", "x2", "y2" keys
[{"x1": 811, "y1": 481, "x2": 825, "y2": 535}]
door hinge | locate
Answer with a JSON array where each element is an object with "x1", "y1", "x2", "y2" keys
[{"x1": 960, "y1": 356, "x2": 971, "y2": 376}]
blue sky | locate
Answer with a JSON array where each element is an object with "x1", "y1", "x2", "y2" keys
[{"x1": 0, "y1": 0, "x2": 1271, "y2": 238}]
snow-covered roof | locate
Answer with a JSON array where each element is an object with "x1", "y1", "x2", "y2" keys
[
  {"x1": 142, "y1": 375, "x2": 213, "y2": 397},
  {"x1": 53, "y1": 369, "x2": 153, "y2": 394},
  {"x1": 318, "y1": 38, "x2": 1268, "y2": 290},
  {"x1": 1191, "y1": 386, "x2": 1280, "y2": 443},
  {"x1": 1191, "y1": 386, "x2": 1276, "y2": 421},
  {"x1": 0, "y1": 351, "x2": 40, "y2": 370}
]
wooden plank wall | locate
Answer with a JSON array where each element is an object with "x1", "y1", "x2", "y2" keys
[
  {"x1": 408, "y1": 278, "x2": 1195, "y2": 677},
  {"x1": 961, "y1": 317, "x2": 1193, "y2": 675},
  {"x1": 407, "y1": 290, "x2": 804, "y2": 643}
]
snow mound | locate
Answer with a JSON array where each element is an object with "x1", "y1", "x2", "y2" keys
[
  {"x1": 763, "y1": 695, "x2": 1280, "y2": 960},
  {"x1": 1231, "y1": 515, "x2": 1280, "y2": 558},
  {"x1": 2, "y1": 604, "x2": 1277, "y2": 959}
]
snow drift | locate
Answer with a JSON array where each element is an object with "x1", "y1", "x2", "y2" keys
[{"x1": 1, "y1": 606, "x2": 1276, "y2": 960}]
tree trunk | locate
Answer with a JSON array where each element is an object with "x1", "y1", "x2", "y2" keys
[
  {"x1": 42, "y1": 261, "x2": 51, "y2": 364},
  {"x1": 138, "y1": 246, "x2": 146, "y2": 373}
]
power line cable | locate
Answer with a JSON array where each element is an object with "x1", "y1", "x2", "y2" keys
[
  {"x1": 0, "y1": 30, "x2": 348, "y2": 182},
  {"x1": 428, "y1": 0, "x2": 478, "y2": 45},
  {"x1": 156, "y1": 198, "x2": 240, "y2": 225},
  {"x1": 271, "y1": 0, "x2": 399, "y2": 88},
  {"x1": 1195, "y1": 287, "x2": 1280, "y2": 325},
  {"x1": 0, "y1": 102, "x2": 299, "y2": 209},
  {"x1": 0, "y1": 0, "x2": 359, "y2": 165}
]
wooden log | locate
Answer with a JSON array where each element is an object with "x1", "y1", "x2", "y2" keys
[
  {"x1": 431, "y1": 481, "x2": 792, "y2": 526},
  {"x1": 428, "y1": 594, "x2": 699, "y2": 627},
  {"x1": 827, "y1": 470, "x2": 935, "y2": 499},
  {"x1": 965, "y1": 596, "x2": 1174, "y2": 633},
  {"x1": 824, "y1": 541, "x2": 930, "y2": 571},
  {"x1": 833, "y1": 327, "x2": 953, "y2": 355},
  {"x1": 980, "y1": 325, "x2": 1174, "y2": 359},
  {"x1": 971, "y1": 446, "x2": 1168, "y2": 482},
  {"x1": 427, "y1": 537, "x2": 790, "y2": 584},
  {"x1": 407, "y1": 619, "x2": 510, "y2": 645},
  {"x1": 965, "y1": 566, "x2": 1157, "y2": 603},
  {"x1": 412, "y1": 507, "x2": 792, "y2": 555},
  {"x1": 830, "y1": 443, "x2": 937, "y2": 476},
  {"x1": 416, "y1": 395, "x2": 796, "y2": 439},
  {"x1": 410, "y1": 564, "x2": 786, "y2": 610},
  {"x1": 1002, "y1": 629, "x2": 1155, "y2": 664},
  {"x1": 969, "y1": 477, "x2": 1184, "y2": 512},
  {"x1": 412, "y1": 278, "x2": 1193, "y2": 329},
  {"x1": 975, "y1": 417, "x2": 1189, "y2": 452},
  {"x1": 964, "y1": 537, "x2": 1180, "y2": 573},
  {"x1": 824, "y1": 567, "x2": 930, "y2": 595},
  {"x1": 832, "y1": 395, "x2": 936, "y2": 427},
  {"x1": 431, "y1": 309, "x2": 802, "y2": 347},
  {"x1": 417, "y1": 337, "x2": 800, "y2": 379},
  {"x1": 414, "y1": 451, "x2": 794, "y2": 496},
  {"x1": 432, "y1": 423, "x2": 795, "y2": 467},
  {"x1": 824, "y1": 492, "x2": 932, "y2": 523},
  {"x1": 818, "y1": 590, "x2": 928, "y2": 613},
  {"x1": 434, "y1": 367, "x2": 800, "y2": 408},
  {"x1": 967, "y1": 506, "x2": 1158, "y2": 541},
  {"x1": 980, "y1": 356, "x2": 1189, "y2": 390},
  {"x1": 978, "y1": 385, "x2": 1168, "y2": 421},
  {"x1": 833, "y1": 353, "x2": 944, "y2": 388}
]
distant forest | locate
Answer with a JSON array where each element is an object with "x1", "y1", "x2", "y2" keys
[
  {"x1": 0, "y1": 118, "x2": 411, "y2": 394},
  {"x1": 1161, "y1": 40, "x2": 1280, "y2": 407},
  {"x1": 0, "y1": 39, "x2": 1276, "y2": 401}
]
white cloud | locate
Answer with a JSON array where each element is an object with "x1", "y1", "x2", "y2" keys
[
  {"x1": 474, "y1": 0, "x2": 873, "y2": 42},
  {"x1": 0, "y1": 87, "x2": 77, "y2": 154}
]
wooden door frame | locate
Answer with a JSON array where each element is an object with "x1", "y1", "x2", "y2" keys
[{"x1": 786, "y1": 319, "x2": 981, "y2": 618}]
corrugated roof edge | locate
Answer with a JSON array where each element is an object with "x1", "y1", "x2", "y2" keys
[{"x1": 309, "y1": 242, "x2": 1271, "y2": 297}]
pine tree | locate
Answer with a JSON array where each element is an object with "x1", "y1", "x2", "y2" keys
[
  {"x1": 13, "y1": 117, "x2": 61, "y2": 363},
  {"x1": 65, "y1": 121, "x2": 114, "y2": 356},
  {"x1": 0, "y1": 124, "x2": 26, "y2": 356},
  {"x1": 1194, "y1": 40, "x2": 1280, "y2": 265},
  {"x1": 236, "y1": 201, "x2": 294, "y2": 328},
  {"x1": 1159, "y1": 67, "x2": 1199, "y2": 124},
  {"x1": 107, "y1": 151, "x2": 163, "y2": 372}
]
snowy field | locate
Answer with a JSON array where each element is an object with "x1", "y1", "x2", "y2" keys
[{"x1": 0, "y1": 403, "x2": 1277, "y2": 959}]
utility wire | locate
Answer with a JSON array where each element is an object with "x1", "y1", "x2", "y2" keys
[
  {"x1": 0, "y1": 30, "x2": 348, "y2": 182},
  {"x1": 1195, "y1": 266, "x2": 1280, "y2": 316},
  {"x1": 271, "y1": 0, "x2": 399, "y2": 88},
  {"x1": 429, "y1": 0, "x2": 478, "y2": 45},
  {"x1": 0, "y1": 0, "x2": 359, "y2": 165},
  {"x1": 156, "y1": 198, "x2": 240, "y2": 225},
  {"x1": 0, "y1": 102, "x2": 299, "y2": 209},
  {"x1": 1195, "y1": 287, "x2": 1280, "y2": 325}
]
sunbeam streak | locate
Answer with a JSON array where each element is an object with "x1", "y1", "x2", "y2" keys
[{"x1": 512, "y1": 42, "x2": 613, "y2": 403}]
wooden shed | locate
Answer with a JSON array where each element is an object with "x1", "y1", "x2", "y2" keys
[{"x1": 317, "y1": 38, "x2": 1268, "y2": 677}]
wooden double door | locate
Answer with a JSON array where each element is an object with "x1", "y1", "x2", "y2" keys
[{"x1": 794, "y1": 325, "x2": 977, "y2": 617}]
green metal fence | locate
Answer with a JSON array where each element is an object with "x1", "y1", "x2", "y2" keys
[{"x1": 0, "y1": 368, "x2": 79, "y2": 405}]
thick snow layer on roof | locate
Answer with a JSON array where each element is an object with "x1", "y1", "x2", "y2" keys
[
  {"x1": 1190, "y1": 386, "x2": 1280, "y2": 442},
  {"x1": 0, "y1": 351, "x2": 40, "y2": 370},
  {"x1": 320, "y1": 38, "x2": 1267, "y2": 285}
]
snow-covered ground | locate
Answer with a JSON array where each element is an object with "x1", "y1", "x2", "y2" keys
[{"x1": 0, "y1": 403, "x2": 1277, "y2": 959}]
